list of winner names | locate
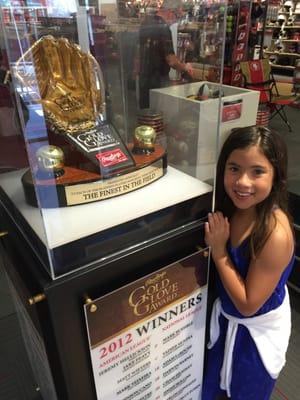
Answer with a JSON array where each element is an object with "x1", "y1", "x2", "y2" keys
[{"x1": 92, "y1": 290, "x2": 204, "y2": 400}]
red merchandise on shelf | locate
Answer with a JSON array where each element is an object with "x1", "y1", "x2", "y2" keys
[{"x1": 231, "y1": 0, "x2": 252, "y2": 86}]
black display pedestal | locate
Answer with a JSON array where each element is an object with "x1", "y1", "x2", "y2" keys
[{"x1": 0, "y1": 195, "x2": 210, "y2": 400}]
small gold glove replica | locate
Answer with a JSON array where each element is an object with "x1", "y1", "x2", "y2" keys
[{"x1": 15, "y1": 35, "x2": 105, "y2": 134}]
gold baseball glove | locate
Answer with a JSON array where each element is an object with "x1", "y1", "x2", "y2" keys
[{"x1": 15, "y1": 35, "x2": 105, "y2": 134}]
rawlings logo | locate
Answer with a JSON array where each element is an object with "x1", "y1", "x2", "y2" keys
[{"x1": 96, "y1": 149, "x2": 128, "y2": 167}]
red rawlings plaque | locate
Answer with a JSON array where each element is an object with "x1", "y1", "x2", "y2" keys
[{"x1": 96, "y1": 148, "x2": 128, "y2": 167}]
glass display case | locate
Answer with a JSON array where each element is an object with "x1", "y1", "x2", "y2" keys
[{"x1": 0, "y1": 0, "x2": 259, "y2": 280}]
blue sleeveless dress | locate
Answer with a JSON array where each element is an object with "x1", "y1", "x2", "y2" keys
[{"x1": 202, "y1": 239, "x2": 295, "y2": 400}]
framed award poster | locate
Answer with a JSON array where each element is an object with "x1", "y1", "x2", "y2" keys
[{"x1": 84, "y1": 250, "x2": 209, "y2": 400}]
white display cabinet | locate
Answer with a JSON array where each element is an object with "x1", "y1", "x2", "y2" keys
[{"x1": 150, "y1": 82, "x2": 260, "y2": 181}]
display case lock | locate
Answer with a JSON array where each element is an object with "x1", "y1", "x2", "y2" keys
[
  {"x1": 0, "y1": 231, "x2": 8, "y2": 238},
  {"x1": 28, "y1": 293, "x2": 46, "y2": 305},
  {"x1": 85, "y1": 296, "x2": 97, "y2": 313}
]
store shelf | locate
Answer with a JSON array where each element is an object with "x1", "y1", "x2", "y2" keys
[
  {"x1": 270, "y1": 62, "x2": 295, "y2": 70},
  {"x1": 274, "y1": 25, "x2": 300, "y2": 28},
  {"x1": 265, "y1": 50, "x2": 300, "y2": 56},
  {"x1": 263, "y1": 0, "x2": 300, "y2": 75},
  {"x1": 3, "y1": 22, "x2": 42, "y2": 26},
  {"x1": 276, "y1": 11, "x2": 300, "y2": 14}
]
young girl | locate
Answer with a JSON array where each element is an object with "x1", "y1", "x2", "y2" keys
[{"x1": 202, "y1": 126, "x2": 295, "y2": 400}]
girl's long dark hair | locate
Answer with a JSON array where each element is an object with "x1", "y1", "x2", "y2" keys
[{"x1": 215, "y1": 125, "x2": 292, "y2": 257}]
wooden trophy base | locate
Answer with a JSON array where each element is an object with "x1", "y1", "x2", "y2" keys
[{"x1": 22, "y1": 144, "x2": 167, "y2": 208}]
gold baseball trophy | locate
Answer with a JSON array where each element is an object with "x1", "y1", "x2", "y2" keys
[{"x1": 15, "y1": 36, "x2": 166, "y2": 207}]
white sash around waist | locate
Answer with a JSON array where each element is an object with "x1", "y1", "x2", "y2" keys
[{"x1": 208, "y1": 287, "x2": 291, "y2": 397}]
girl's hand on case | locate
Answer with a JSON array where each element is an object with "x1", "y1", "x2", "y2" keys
[{"x1": 204, "y1": 212, "x2": 230, "y2": 260}]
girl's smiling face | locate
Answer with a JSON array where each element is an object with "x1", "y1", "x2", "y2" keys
[{"x1": 224, "y1": 145, "x2": 274, "y2": 212}]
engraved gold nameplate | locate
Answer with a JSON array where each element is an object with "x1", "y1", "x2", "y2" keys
[{"x1": 65, "y1": 160, "x2": 163, "y2": 205}]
